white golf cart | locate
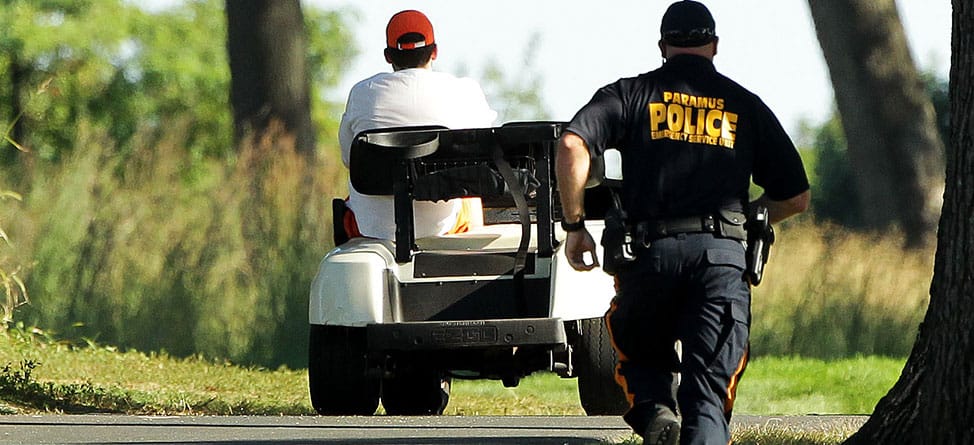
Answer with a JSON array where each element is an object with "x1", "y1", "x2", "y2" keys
[{"x1": 308, "y1": 122, "x2": 628, "y2": 415}]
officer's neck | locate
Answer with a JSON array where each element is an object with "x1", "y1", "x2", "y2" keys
[{"x1": 660, "y1": 42, "x2": 717, "y2": 61}]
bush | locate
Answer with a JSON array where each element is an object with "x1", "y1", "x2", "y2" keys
[{"x1": 4, "y1": 122, "x2": 345, "y2": 367}]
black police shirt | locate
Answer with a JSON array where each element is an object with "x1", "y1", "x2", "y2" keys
[{"x1": 566, "y1": 54, "x2": 809, "y2": 221}]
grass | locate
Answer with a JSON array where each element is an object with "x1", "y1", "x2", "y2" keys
[
  {"x1": 0, "y1": 121, "x2": 934, "y2": 369},
  {"x1": 0, "y1": 119, "x2": 931, "y2": 444},
  {"x1": 0, "y1": 327, "x2": 904, "y2": 444},
  {"x1": 1, "y1": 326, "x2": 902, "y2": 418},
  {"x1": 0, "y1": 325, "x2": 312, "y2": 415},
  {"x1": 753, "y1": 221, "x2": 932, "y2": 358},
  {"x1": 1, "y1": 123, "x2": 342, "y2": 368}
]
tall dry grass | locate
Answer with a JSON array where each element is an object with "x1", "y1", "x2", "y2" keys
[
  {"x1": 1, "y1": 122, "x2": 934, "y2": 365},
  {"x1": 1, "y1": 189, "x2": 28, "y2": 324},
  {"x1": 753, "y1": 222, "x2": 933, "y2": 358},
  {"x1": 2, "y1": 122, "x2": 345, "y2": 367}
]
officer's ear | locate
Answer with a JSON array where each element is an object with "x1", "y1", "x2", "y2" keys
[
  {"x1": 711, "y1": 37, "x2": 719, "y2": 57},
  {"x1": 658, "y1": 40, "x2": 667, "y2": 59}
]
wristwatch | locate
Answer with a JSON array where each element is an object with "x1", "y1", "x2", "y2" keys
[{"x1": 561, "y1": 217, "x2": 586, "y2": 232}]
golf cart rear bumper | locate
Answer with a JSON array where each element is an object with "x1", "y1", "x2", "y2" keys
[{"x1": 367, "y1": 317, "x2": 567, "y2": 352}]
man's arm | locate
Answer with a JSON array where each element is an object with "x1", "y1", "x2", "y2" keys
[
  {"x1": 751, "y1": 189, "x2": 810, "y2": 224},
  {"x1": 556, "y1": 131, "x2": 599, "y2": 271},
  {"x1": 556, "y1": 132, "x2": 591, "y2": 224}
]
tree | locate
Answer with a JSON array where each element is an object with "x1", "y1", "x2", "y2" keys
[
  {"x1": 808, "y1": 0, "x2": 945, "y2": 248},
  {"x1": 226, "y1": 0, "x2": 316, "y2": 156},
  {"x1": 0, "y1": 0, "x2": 140, "y2": 164},
  {"x1": 842, "y1": 1, "x2": 974, "y2": 443},
  {"x1": 0, "y1": 0, "x2": 237, "y2": 164}
]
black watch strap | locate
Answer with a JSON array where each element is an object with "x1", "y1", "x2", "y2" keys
[{"x1": 561, "y1": 218, "x2": 585, "y2": 232}]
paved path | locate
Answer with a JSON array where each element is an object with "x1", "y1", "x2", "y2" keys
[{"x1": 0, "y1": 414, "x2": 868, "y2": 444}]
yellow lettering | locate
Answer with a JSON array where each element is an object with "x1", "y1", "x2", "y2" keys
[
  {"x1": 667, "y1": 104, "x2": 684, "y2": 131},
  {"x1": 649, "y1": 103, "x2": 666, "y2": 130},
  {"x1": 706, "y1": 109, "x2": 723, "y2": 137},
  {"x1": 695, "y1": 109, "x2": 707, "y2": 135},
  {"x1": 648, "y1": 94, "x2": 737, "y2": 149},
  {"x1": 721, "y1": 112, "x2": 738, "y2": 141},
  {"x1": 684, "y1": 107, "x2": 697, "y2": 134}
]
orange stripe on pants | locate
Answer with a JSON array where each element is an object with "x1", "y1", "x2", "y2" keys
[
  {"x1": 604, "y1": 298, "x2": 635, "y2": 407},
  {"x1": 723, "y1": 345, "x2": 749, "y2": 416}
]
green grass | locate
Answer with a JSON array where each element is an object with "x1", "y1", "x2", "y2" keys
[
  {"x1": 1, "y1": 328, "x2": 901, "y2": 444},
  {"x1": 0, "y1": 326, "x2": 312, "y2": 415},
  {"x1": 1, "y1": 326, "x2": 903, "y2": 419},
  {"x1": 734, "y1": 355, "x2": 902, "y2": 415}
]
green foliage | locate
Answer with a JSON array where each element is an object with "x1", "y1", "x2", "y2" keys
[
  {"x1": 6, "y1": 122, "x2": 343, "y2": 367},
  {"x1": 1, "y1": 0, "x2": 150, "y2": 162},
  {"x1": 0, "y1": 0, "x2": 356, "y2": 165},
  {"x1": 810, "y1": 116, "x2": 863, "y2": 227},
  {"x1": 0, "y1": 0, "x2": 357, "y2": 364}
]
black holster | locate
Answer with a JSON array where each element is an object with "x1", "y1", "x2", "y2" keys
[
  {"x1": 744, "y1": 206, "x2": 775, "y2": 286},
  {"x1": 600, "y1": 189, "x2": 635, "y2": 275}
]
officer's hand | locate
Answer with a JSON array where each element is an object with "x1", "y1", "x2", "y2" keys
[{"x1": 564, "y1": 229, "x2": 599, "y2": 271}]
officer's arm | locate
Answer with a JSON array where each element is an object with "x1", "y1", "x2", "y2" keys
[
  {"x1": 752, "y1": 189, "x2": 810, "y2": 224},
  {"x1": 556, "y1": 132, "x2": 590, "y2": 224},
  {"x1": 556, "y1": 131, "x2": 600, "y2": 271}
]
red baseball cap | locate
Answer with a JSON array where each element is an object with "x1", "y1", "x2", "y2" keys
[{"x1": 386, "y1": 10, "x2": 435, "y2": 50}]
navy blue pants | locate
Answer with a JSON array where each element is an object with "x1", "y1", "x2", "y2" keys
[{"x1": 606, "y1": 232, "x2": 750, "y2": 445}]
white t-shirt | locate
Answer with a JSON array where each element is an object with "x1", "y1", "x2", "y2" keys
[{"x1": 339, "y1": 68, "x2": 497, "y2": 239}]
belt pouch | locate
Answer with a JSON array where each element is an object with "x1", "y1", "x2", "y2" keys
[{"x1": 716, "y1": 209, "x2": 747, "y2": 240}]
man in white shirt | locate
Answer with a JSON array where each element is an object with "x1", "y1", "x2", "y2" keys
[{"x1": 339, "y1": 9, "x2": 498, "y2": 240}]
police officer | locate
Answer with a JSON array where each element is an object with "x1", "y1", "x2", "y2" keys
[{"x1": 555, "y1": 2, "x2": 810, "y2": 444}]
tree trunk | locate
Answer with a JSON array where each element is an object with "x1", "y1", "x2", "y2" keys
[
  {"x1": 843, "y1": 1, "x2": 974, "y2": 443},
  {"x1": 807, "y1": 0, "x2": 945, "y2": 248},
  {"x1": 225, "y1": 0, "x2": 316, "y2": 155}
]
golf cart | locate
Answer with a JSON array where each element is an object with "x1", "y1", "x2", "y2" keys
[{"x1": 308, "y1": 121, "x2": 628, "y2": 415}]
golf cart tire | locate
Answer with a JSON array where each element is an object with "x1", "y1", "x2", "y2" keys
[
  {"x1": 576, "y1": 317, "x2": 630, "y2": 415},
  {"x1": 308, "y1": 325, "x2": 380, "y2": 415},
  {"x1": 382, "y1": 370, "x2": 451, "y2": 415}
]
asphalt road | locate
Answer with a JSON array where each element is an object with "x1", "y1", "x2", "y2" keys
[{"x1": 0, "y1": 414, "x2": 867, "y2": 445}]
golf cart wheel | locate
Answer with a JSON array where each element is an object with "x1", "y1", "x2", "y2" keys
[
  {"x1": 381, "y1": 368, "x2": 451, "y2": 415},
  {"x1": 576, "y1": 316, "x2": 630, "y2": 415},
  {"x1": 308, "y1": 325, "x2": 380, "y2": 415}
]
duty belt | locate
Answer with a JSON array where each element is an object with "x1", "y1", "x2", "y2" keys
[{"x1": 634, "y1": 212, "x2": 746, "y2": 245}]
